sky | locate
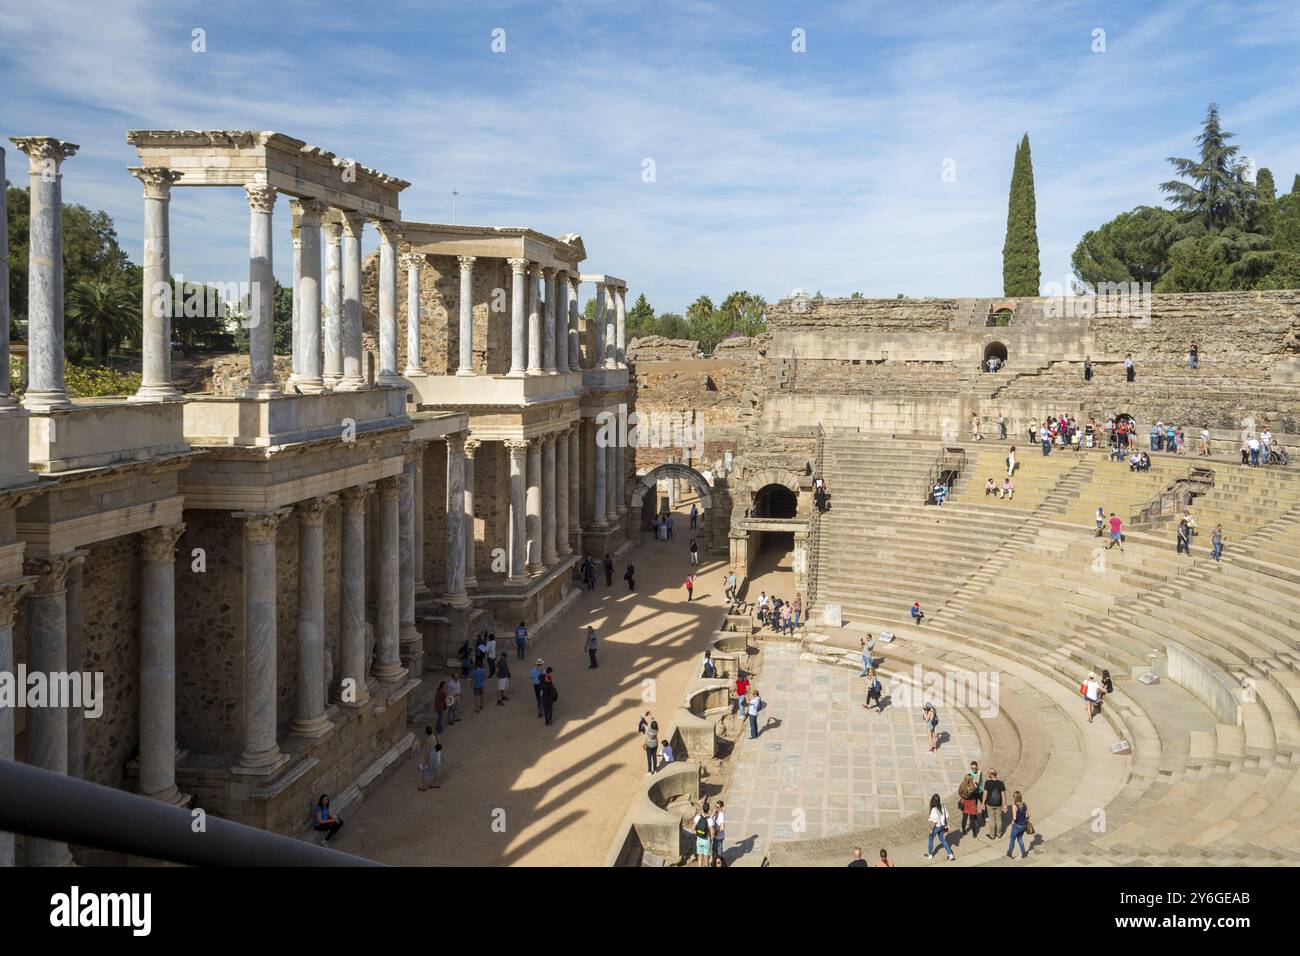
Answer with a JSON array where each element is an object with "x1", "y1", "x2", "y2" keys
[{"x1": 2, "y1": 0, "x2": 1299, "y2": 315}]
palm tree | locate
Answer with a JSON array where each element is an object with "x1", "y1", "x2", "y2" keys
[
  {"x1": 65, "y1": 278, "x2": 139, "y2": 366},
  {"x1": 1161, "y1": 103, "x2": 1255, "y2": 232}
]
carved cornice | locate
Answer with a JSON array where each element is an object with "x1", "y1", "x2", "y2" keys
[
  {"x1": 10, "y1": 136, "x2": 78, "y2": 170},
  {"x1": 140, "y1": 523, "x2": 186, "y2": 564},
  {"x1": 244, "y1": 183, "x2": 277, "y2": 214},
  {"x1": 128, "y1": 166, "x2": 184, "y2": 199}
]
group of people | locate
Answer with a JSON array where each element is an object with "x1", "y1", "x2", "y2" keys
[
  {"x1": 923, "y1": 762, "x2": 1033, "y2": 861},
  {"x1": 983, "y1": 476, "x2": 1015, "y2": 499},
  {"x1": 1241, "y1": 426, "x2": 1290, "y2": 467},
  {"x1": 813, "y1": 474, "x2": 830, "y2": 513},
  {"x1": 578, "y1": 551, "x2": 636, "y2": 591},
  {"x1": 755, "y1": 590, "x2": 802, "y2": 634}
]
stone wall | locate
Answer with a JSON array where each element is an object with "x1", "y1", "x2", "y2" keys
[
  {"x1": 767, "y1": 296, "x2": 967, "y2": 331},
  {"x1": 626, "y1": 336, "x2": 699, "y2": 362}
]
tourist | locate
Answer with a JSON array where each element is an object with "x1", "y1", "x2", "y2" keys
[
  {"x1": 644, "y1": 718, "x2": 659, "y2": 773},
  {"x1": 1027, "y1": 419, "x2": 1038, "y2": 443},
  {"x1": 1176, "y1": 425, "x2": 1186, "y2": 455},
  {"x1": 1081, "y1": 671, "x2": 1103, "y2": 723},
  {"x1": 690, "y1": 539, "x2": 699, "y2": 566},
  {"x1": 1125, "y1": 353, "x2": 1135, "y2": 382},
  {"x1": 1001, "y1": 477, "x2": 1014, "y2": 499},
  {"x1": 666, "y1": 514, "x2": 674, "y2": 540},
  {"x1": 583, "y1": 554, "x2": 597, "y2": 590},
  {"x1": 747, "y1": 689, "x2": 762, "y2": 739},
  {"x1": 702, "y1": 649, "x2": 716, "y2": 679},
  {"x1": 1241, "y1": 436, "x2": 1250, "y2": 466},
  {"x1": 877, "y1": 848, "x2": 894, "y2": 867},
  {"x1": 471, "y1": 659, "x2": 486, "y2": 712},
  {"x1": 530, "y1": 659, "x2": 545, "y2": 718},
  {"x1": 684, "y1": 572, "x2": 695, "y2": 602},
  {"x1": 958, "y1": 761, "x2": 982, "y2": 837},
  {"x1": 1189, "y1": 341, "x2": 1199, "y2": 370},
  {"x1": 734, "y1": 674, "x2": 750, "y2": 717},
  {"x1": 848, "y1": 847, "x2": 869, "y2": 867},
  {"x1": 1006, "y1": 446, "x2": 1017, "y2": 478},
  {"x1": 1199, "y1": 424, "x2": 1211, "y2": 457},
  {"x1": 1083, "y1": 355, "x2": 1093, "y2": 382},
  {"x1": 542, "y1": 668, "x2": 558, "y2": 726},
  {"x1": 1071, "y1": 428, "x2": 1081, "y2": 453},
  {"x1": 603, "y1": 553, "x2": 614, "y2": 586},
  {"x1": 792, "y1": 593, "x2": 802, "y2": 628},
  {"x1": 985, "y1": 477, "x2": 997, "y2": 497},
  {"x1": 1094, "y1": 505, "x2": 1105, "y2": 537},
  {"x1": 932, "y1": 481, "x2": 947, "y2": 505},
  {"x1": 859, "y1": 635, "x2": 875, "y2": 676},
  {"x1": 1085, "y1": 418, "x2": 1096, "y2": 448},
  {"x1": 514, "y1": 621, "x2": 528, "y2": 659},
  {"x1": 661, "y1": 739, "x2": 675, "y2": 766},
  {"x1": 911, "y1": 601, "x2": 925, "y2": 626},
  {"x1": 1261, "y1": 426, "x2": 1273, "y2": 459},
  {"x1": 922, "y1": 793, "x2": 955, "y2": 861},
  {"x1": 757, "y1": 590, "x2": 769, "y2": 625},
  {"x1": 1249, "y1": 434, "x2": 1261, "y2": 467},
  {"x1": 1151, "y1": 421, "x2": 1162, "y2": 452},
  {"x1": 458, "y1": 641, "x2": 472, "y2": 677},
  {"x1": 1176, "y1": 519, "x2": 1191, "y2": 556},
  {"x1": 864, "y1": 668, "x2": 884, "y2": 714},
  {"x1": 638, "y1": 710, "x2": 652, "y2": 735},
  {"x1": 1007, "y1": 791, "x2": 1032, "y2": 859},
  {"x1": 970, "y1": 413, "x2": 983, "y2": 441},
  {"x1": 1212, "y1": 524, "x2": 1224, "y2": 563},
  {"x1": 313, "y1": 795, "x2": 344, "y2": 844},
  {"x1": 711, "y1": 800, "x2": 726, "y2": 866},
  {"x1": 690, "y1": 502, "x2": 699, "y2": 530},
  {"x1": 1106, "y1": 513, "x2": 1124, "y2": 551},
  {"x1": 983, "y1": 769, "x2": 1006, "y2": 840},
  {"x1": 692, "y1": 801, "x2": 714, "y2": 867},
  {"x1": 417, "y1": 725, "x2": 441, "y2": 791},
  {"x1": 475, "y1": 634, "x2": 488, "y2": 669},
  {"x1": 1040, "y1": 422, "x2": 1051, "y2": 456},
  {"x1": 724, "y1": 570, "x2": 738, "y2": 603},
  {"x1": 1165, "y1": 421, "x2": 1177, "y2": 454},
  {"x1": 624, "y1": 562, "x2": 636, "y2": 591},
  {"x1": 496, "y1": 653, "x2": 511, "y2": 703},
  {"x1": 585, "y1": 626, "x2": 598, "y2": 669},
  {"x1": 651, "y1": 515, "x2": 659, "y2": 541},
  {"x1": 997, "y1": 414, "x2": 1007, "y2": 440},
  {"x1": 485, "y1": 633, "x2": 497, "y2": 678},
  {"x1": 923, "y1": 702, "x2": 939, "y2": 752},
  {"x1": 1101, "y1": 669, "x2": 1115, "y2": 697},
  {"x1": 446, "y1": 674, "x2": 462, "y2": 725},
  {"x1": 434, "y1": 680, "x2": 448, "y2": 734}
]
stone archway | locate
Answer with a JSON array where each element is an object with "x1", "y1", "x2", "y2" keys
[
  {"x1": 631, "y1": 462, "x2": 713, "y2": 510},
  {"x1": 982, "y1": 341, "x2": 1008, "y2": 371}
]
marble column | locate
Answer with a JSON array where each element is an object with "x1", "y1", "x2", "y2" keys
[
  {"x1": 567, "y1": 274, "x2": 582, "y2": 371},
  {"x1": 323, "y1": 218, "x2": 343, "y2": 387},
  {"x1": 606, "y1": 438, "x2": 618, "y2": 522},
  {"x1": 615, "y1": 286, "x2": 628, "y2": 367},
  {"x1": 555, "y1": 271, "x2": 570, "y2": 374},
  {"x1": 235, "y1": 509, "x2": 289, "y2": 772},
  {"x1": 456, "y1": 255, "x2": 476, "y2": 375},
  {"x1": 373, "y1": 477, "x2": 404, "y2": 681},
  {"x1": 129, "y1": 166, "x2": 184, "y2": 401},
  {"x1": 507, "y1": 258, "x2": 527, "y2": 377},
  {"x1": 591, "y1": 419, "x2": 608, "y2": 529},
  {"x1": 290, "y1": 207, "x2": 301, "y2": 378},
  {"x1": 402, "y1": 253, "x2": 425, "y2": 377},
  {"x1": 375, "y1": 221, "x2": 403, "y2": 386},
  {"x1": 241, "y1": 184, "x2": 279, "y2": 398},
  {"x1": 0, "y1": 578, "x2": 34, "y2": 867},
  {"x1": 12, "y1": 137, "x2": 78, "y2": 411},
  {"x1": 339, "y1": 485, "x2": 372, "y2": 707},
  {"x1": 139, "y1": 524, "x2": 188, "y2": 802},
  {"x1": 64, "y1": 554, "x2": 85, "y2": 781},
  {"x1": 526, "y1": 437, "x2": 542, "y2": 573},
  {"x1": 291, "y1": 500, "x2": 332, "y2": 737},
  {"x1": 593, "y1": 282, "x2": 607, "y2": 375},
  {"x1": 542, "y1": 433, "x2": 558, "y2": 565},
  {"x1": 542, "y1": 267, "x2": 557, "y2": 373},
  {"x1": 445, "y1": 433, "x2": 469, "y2": 604},
  {"x1": 290, "y1": 200, "x2": 326, "y2": 393},
  {"x1": 413, "y1": 447, "x2": 427, "y2": 593},
  {"x1": 23, "y1": 554, "x2": 75, "y2": 864},
  {"x1": 506, "y1": 440, "x2": 529, "y2": 584},
  {"x1": 0, "y1": 146, "x2": 11, "y2": 408},
  {"x1": 338, "y1": 211, "x2": 366, "y2": 390},
  {"x1": 399, "y1": 453, "x2": 420, "y2": 666},
  {"x1": 616, "y1": 431, "x2": 628, "y2": 516},
  {"x1": 568, "y1": 422, "x2": 581, "y2": 540},
  {"x1": 463, "y1": 439, "x2": 480, "y2": 589},
  {"x1": 556, "y1": 428, "x2": 571, "y2": 556},
  {"x1": 526, "y1": 264, "x2": 543, "y2": 374},
  {"x1": 604, "y1": 284, "x2": 618, "y2": 369}
]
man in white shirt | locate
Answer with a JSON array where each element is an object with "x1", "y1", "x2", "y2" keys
[
  {"x1": 1249, "y1": 436, "x2": 1262, "y2": 467},
  {"x1": 1083, "y1": 673, "x2": 1103, "y2": 723},
  {"x1": 711, "y1": 801, "x2": 726, "y2": 866}
]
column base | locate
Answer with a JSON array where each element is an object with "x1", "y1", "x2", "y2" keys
[
  {"x1": 404, "y1": 367, "x2": 427, "y2": 378},
  {"x1": 455, "y1": 369, "x2": 476, "y2": 377},
  {"x1": 371, "y1": 662, "x2": 409, "y2": 683},
  {"x1": 525, "y1": 369, "x2": 544, "y2": 376},
  {"x1": 506, "y1": 368, "x2": 526, "y2": 378},
  {"x1": 505, "y1": 575, "x2": 529, "y2": 588},
  {"x1": 138, "y1": 784, "x2": 194, "y2": 808},
  {"x1": 290, "y1": 713, "x2": 335, "y2": 739},
  {"x1": 444, "y1": 591, "x2": 471, "y2": 608},
  {"x1": 22, "y1": 390, "x2": 73, "y2": 412},
  {"x1": 525, "y1": 563, "x2": 543, "y2": 576},
  {"x1": 129, "y1": 385, "x2": 184, "y2": 402},
  {"x1": 232, "y1": 748, "x2": 291, "y2": 776},
  {"x1": 337, "y1": 680, "x2": 372, "y2": 708},
  {"x1": 464, "y1": 575, "x2": 478, "y2": 590},
  {"x1": 542, "y1": 550, "x2": 558, "y2": 566},
  {"x1": 334, "y1": 377, "x2": 367, "y2": 392},
  {"x1": 323, "y1": 374, "x2": 343, "y2": 389},
  {"x1": 603, "y1": 361, "x2": 618, "y2": 370},
  {"x1": 376, "y1": 373, "x2": 407, "y2": 387},
  {"x1": 287, "y1": 374, "x2": 327, "y2": 394},
  {"x1": 240, "y1": 383, "x2": 282, "y2": 400}
]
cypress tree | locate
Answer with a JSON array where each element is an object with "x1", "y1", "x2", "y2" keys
[
  {"x1": 1293, "y1": 173, "x2": 1300, "y2": 195},
  {"x1": 1257, "y1": 168, "x2": 1276, "y2": 202},
  {"x1": 1002, "y1": 133, "x2": 1041, "y2": 296}
]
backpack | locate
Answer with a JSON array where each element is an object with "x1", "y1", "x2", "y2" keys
[{"x1": 694, "y1": 815, "x2": 711, "y2": 838}]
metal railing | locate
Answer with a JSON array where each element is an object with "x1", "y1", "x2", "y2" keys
[
  {"x1": 0, "y1": 759, "x2": 381, "y2": 867},
  {"x1": 924, "y1": 446, "x2": 967, "y2": 503},
  {"x1": 806, "y1": 425, "x2": 827, "y2": 614},
  {"x1": 1131, "y1": 465, "x2": 1215, "y2": 528}
]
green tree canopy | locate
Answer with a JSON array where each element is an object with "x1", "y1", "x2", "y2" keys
[
  {"x1": 1160, "y1": 103, "x2": 1254, "y2": 231},
  {"x1": 1072, "y1": 206, "x2": 1183, "y2": 288},
  {"x1": 1002, "y1": 133, "x2": 1041, "y2": 296}
]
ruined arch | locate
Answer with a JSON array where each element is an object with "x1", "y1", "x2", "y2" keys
[
  {"x1": 983, "y1": 341, "x2": 1008, "y2": 370},
  {"x1": 631, "y1": 462, "x2": 713, "y2": 510}
]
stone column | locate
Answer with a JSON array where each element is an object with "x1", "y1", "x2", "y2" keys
[
  {"x1": 291, "y1": 500, "x2": 332, "y2": 737},
  {"x1": 235, "y1": 509, "x2": 289, "y2": 772},
  {"x1": 506, "y1": 440, "x2": 529, "y2": 584},
  {"x1": 0, "y1": 146, "x2": 11, "y2": 408},
  {"x1": 463, "y1": 439, "x2": 480, "y2": 589},
  {"x1": 373, "y1": 477, "x2": 404, "y2": 681},
  {"x1": 606, "y1": 438, "x2": 618, "y2": 521},
  {"x1": 402, "y1": 253, "x2": 425, "y2": 377},
  {"x1": 526, "y1": 437, "x2": 542, "y2": 572},
  {"x1": 290, "y1": 207, "x2": 301, "y2": 378},
  {"x1": 592, "y1": 419, "x2": 608, "y2": 529},
  {"x1": 413, "y1": 448, "x2": 426, "y2": 593},
  {"x1": 375, "y1": 221, "x2": 403, "y2": 386},
  {"x1": 616, "y1": 286, "x2": 628, "y2": 367},
  {"x1": 542, "y1": 433, "x2": 558, "y2": 565},
  {"x1": 139, "y1": 524, "x2": 188, "y2": 802},
  {"x1": 339, "y1": 485, "x2": 371, "y2": 706},
  {"x1": 555, "y1": 271, "x2": 570, "y2": 374},
  {"x1": 526, "y1": 264, "x2": 543, "y2": 374},
  {"x1": 290, "y1": 200, "x2": 326, "y2": 393},
  {"x1": 323, "y1": 218, "x2": 343, "y2": 387},
  {"x1": 22, "y1": 554, "x2": 75, "y2": 864},
  {"x1": 445, "y1": 433, "x2": 469, "y2": 604},
  {"x1": 64, "y1": 554, "x2": 85, "y2": 781},
  {"x1": 399, "y1": 453, "x2": 420, "y2": 667},
  {"x1": 241, "y1": 184, "x2": 279, "y2": 398},
  {"x1": 338, "y1": 211, "x2": 366, "y2": 390},
  {"x1": 12, "y1": 137, "x2": 78, "y2": 411},
  {"x1": 129, "y1": 166, "x2": 184, "y2": 401},
  {"x1": 568, "y1": 274, "x2": 582, "y2": 370},
  {"x1": 616, "y1": 431, "x2": 628, "y2": 516},
  {"x1": 542, "y1": 267, "x2": 557, "y2": 373},
  {"x1": 0, "y1": 578, "x2": 34, "y2": 866},
  {"x1": 604, "y1": 284, "x2": 618, "y2": 369},
  {"x1": 556, "y1": 428, "x2": 572, "y2": 556},
  {"x1": 456, "y1": 255, "x2": 476, "y2": 375},
  {"x1": 507, "y1": 258, "x2": 527, "y2": 377},
  {"x1": 593, "y1": 282, "x2": 607, "y2": 375},
  {"x1": 568, "y1": 422, "x2": 581, "y2": 540}
]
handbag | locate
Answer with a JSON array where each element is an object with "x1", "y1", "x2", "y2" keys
[{"x1": 1026, "y1": 820, "x2": 1035, "y2": 835}]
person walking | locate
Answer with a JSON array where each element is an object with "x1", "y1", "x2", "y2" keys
[
  {"x1": 1125, "y1": 353, "x2": 1135, "y2": 382},
  {"x1": 734, "y1": 675, "x2": 750, "y2": 719},
  {"x1": 529, "y1": 659, "x2": 545, "y2": 718},
  {"x1": 689, "y1": 540, "x2": 699, "y2": 566},
  {"x1": 1211, "y1": 524, "x2": 1224, "y2": 563},
  {"x1": 747, "y1": 689, "x2": 762, "y2": 739},
  {"x1": 666, "y1": 514, "x2": 674, "y2": 540},
  {"x1": 983, "y1": 769, "x2": 1006, "y2": 840},
  {"x1": 1007, "y1": 791, "x2": 1032, "y2": 859},
  {"x1": 923, "y1": 702, "x2": 939, "y2": 752},
  {"x1": 1082, "y1": 672, "x2": 1103, "y2": 723},
  {"x1": 446, "y1": 674, "x2": 461, "y2": 725},
  {"x1": 583, "y1": 555, "x2": 596, "y2": 591},
  {"x1": 603, "y1": 553, "x2": 614, "y2": 587},
  {"x1": 1006, "y1": 446, "x2": 1016, "y2": 478},
  {"x1": 585, "y1": 626, "x2": 598, "y2": 669},
  {"x1": 417, "y1": 725, "x2": 441, "y2": 791},
  {"x1": 864, "y1": 668, "x2": 884, "y2": 714},
  {"x1": 1176, "y1": 518, "x2": 1191, "y2": 556},
  {"x1": 702, "y1": 649, "x2": 716, "y2": 679},
  {"x1": 434, "y1": 680, "x2": 448, "y2": 734},
  {"x1": 997, "y1": 414, "x2": 1007, "y2": 440},
  {"x1": 724, "y1": 570, "x2": 738, "y2": 603},
  {"x1": 1189, "y1": 341, "x2": 1199, "y2": 370},
  {"x1": 690, "y1": 502, "x2": 699, "y2": 530},
  {"x1": 1083, "y1": 355, "x2": 1093, "y2": 382},
  {"x1": 514, "y1": 621, "x2": 528, "y2": 659},
  {"x1": 922, "y1": 793, "x2": 955, "y2": 861},
  {"x1": 485, "y1": 633, "x2": 497, "y2": 679},
  {"x1": 496, "y1": 653, "x2": 511, "y2": 704},
  {"x1": 1094, "y1": 505, "x2": 1106, "y2": 538},
  {"x1": 684, "y1": 572, "x2": 695, "y2": 603},
  {"x1": 643, "y1": 717, "x2": 659, "y2": 774},
  {"x1": 471, "y1": 660, "x2": 486, "y2": 712},
  {"x1": 624, "y1": 562, "x2": 636, "y2": 592},
  {"x1": 792, "y1": 594, "x2": 802, "y2": 629},
  {"x1": 1106, "y1": 513, "x2": 1124, "y2": 551},
  {"x1": 541, "y1": 668, "x2": 558, "y2": 726}
]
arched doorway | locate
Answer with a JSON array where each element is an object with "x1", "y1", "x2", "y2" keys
[
  {"x1": 752, "y1": 483, "x2": 797, "y2": 519},
  {"x1": 982, "y1": 341, "x2": 1008, "y2": 372},
  {"x1": 631, "y1": 463, "x2": 715, "y2": 549}
]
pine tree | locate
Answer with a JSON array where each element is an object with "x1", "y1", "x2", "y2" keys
[
  {"x1": 1161, "y1": 103, "x2": 1253, "y2": 231},
  {"x1": 1002, "y1": 133, "x2": 1041, "y2": 296}
]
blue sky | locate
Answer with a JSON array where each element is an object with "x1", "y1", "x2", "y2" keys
[{"x1": 2, "y1": 0, "x2": 1299, "y2": 314}]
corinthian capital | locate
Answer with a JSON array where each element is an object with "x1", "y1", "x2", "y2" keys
[
  {"x1": 129, "y1": 166, "x2": 184, "y2": 199},
  {"x1": 10, "y1": 136, "x2": 79, "y2": 171},
  {"x1": 457, "y1": 255, "x2": 477, "y2": 272},
  {"x1": 371, "y1": 219, "x2": 401, "y2": 244},
  {"x1": 340, "y1": 483, "x2": 374, "y2": 512},
  {"x1": 296, "y1": 494, "x2": 336, "y2": 526},
  {"x1": 507, "y1": 257, "x2": 528, "y2": 275},
  {"x1": 505, "y1": 439, "x2": 530, "y2": 458},
  {"x1": 245, "y1": 184, "x2": 277, "y2": 214},
  {"x1": 140, "y1": 523, "x2": 186, "y2": 564},
  {"x1": 400, "y1": 252, "x2": 423, "y2": 270},
  {"x1": 23, "y1": 554, "x2": 77, "y2": 595},
  {"x1": 463, "y1": 437, "x2": 482, "y2": 460},
  {"x1": 339, "y1": 210, "x2": 365, "y2": 239},
  {"x1": 235, "y1": 508, "x2": 290, "y2": 543},
  {"x1": 0, "y1": 578, "x2": 34, "y2": 625}
]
